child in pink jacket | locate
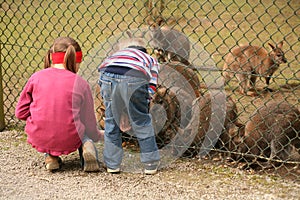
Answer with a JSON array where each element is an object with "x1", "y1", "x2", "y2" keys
[{"x1": 15, "y1": 37, "x2": 103, "y2": 172}]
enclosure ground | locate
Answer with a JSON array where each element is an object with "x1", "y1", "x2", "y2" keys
[{"x1": 1, "y1": 130, "x2": 300, "y2": 200}]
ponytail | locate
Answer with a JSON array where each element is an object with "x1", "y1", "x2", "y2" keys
[
  {"x1": 64, "y1": 45, "x2": 77, "y2": 73},
  {"x1": 44, "y1": 50, "x2": 51, "y2": 69},
  {"x1": 47, "y1": 37, "x2": 81, "y2": 73}
]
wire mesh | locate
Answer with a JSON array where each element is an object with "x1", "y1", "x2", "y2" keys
[{"x1": 0, "y1": 0, "x2": 299, "y2": 179}]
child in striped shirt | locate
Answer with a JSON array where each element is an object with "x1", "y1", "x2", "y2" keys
[{"x1": 98, "y1": 45, "x2": 160, "y2": 174}]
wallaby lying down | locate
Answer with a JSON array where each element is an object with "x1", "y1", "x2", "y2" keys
[
  {"x1": 190, "y1": 92, "x2": 240, "y2": 156},
  {"x1": 235, "y1": 101, "x2": 300, "y2": 168},
  {"x1": 223, "y1": 41, "x2": 287, "y2": 95}
]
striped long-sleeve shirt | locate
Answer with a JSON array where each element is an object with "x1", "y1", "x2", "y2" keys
[{"x1": 98, "y1": 47, "x2": 159, "y2": 94}]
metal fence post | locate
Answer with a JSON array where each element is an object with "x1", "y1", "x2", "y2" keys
[{"x1": 0, "y1": 44, "x2": 6, "y2": 131}]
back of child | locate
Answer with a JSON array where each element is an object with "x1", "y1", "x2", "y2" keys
[
  {"x1": 15, "y1": 37, "x2": 103, "y2": 172},
  {"x1": 98, "y1": 38, "x2": 161, "y2": 175}
]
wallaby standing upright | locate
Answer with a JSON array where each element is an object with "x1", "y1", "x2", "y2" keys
[
  {"x1": 223, "y1": 41, "x2": 287, "y2": 95},
  {"x1": 148, "y1": 18, "x2": 191, "y2": 66}
]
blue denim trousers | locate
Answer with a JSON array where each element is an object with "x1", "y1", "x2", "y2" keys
[{"x1": 99, "y1": 72, "x2": 160, "y2": 169}]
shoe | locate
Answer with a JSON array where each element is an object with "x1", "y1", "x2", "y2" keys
[
  {"x1": 144, "y1": 161, "x2": 160, "y2": 175},
  {"x1": 107, "y1": 167, "x2": 120, "y2": 174},
  {"x1": 81, "y1": 141, "x2": 100, "y2": 172},
  {"x1": 45, "y1": 154, "x2": 62, "y2": 171}
]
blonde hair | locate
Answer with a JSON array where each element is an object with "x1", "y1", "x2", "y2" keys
[{"x1": 44, "y1": 37, "x2": 82, "y2": 73}]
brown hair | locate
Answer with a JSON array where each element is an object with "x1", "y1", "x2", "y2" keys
[{"x1": 44, "y1": 37, "x2": 82, "y2": 73}]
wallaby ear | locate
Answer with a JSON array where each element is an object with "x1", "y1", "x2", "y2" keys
[
  {"x1": 126, "y1": 31, "x2": 132, "y2": 38},
  {"x1": 268, "y1": 43, "x2": 275, "y2": 50},
  {"x1": 277, "y1": 41, "x2": 284, "y2": 48}
]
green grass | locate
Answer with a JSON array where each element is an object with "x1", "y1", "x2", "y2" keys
[
  {"x1": 1, "y1": 0, "x2": 299, "y2": 70},
  {"x1": 0, "y1": 0, "x2": 299, "y2": 124}
]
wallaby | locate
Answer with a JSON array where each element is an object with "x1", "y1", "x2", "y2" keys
[
  {"x1": 170, "y1": 92, "x2": 240, "y2": 156},
  {"x1": 148, "y1": 18, "x2": 191, "y2": 66},
  {"x1": 150, "y1": 60, "x2": 202, "y2": 147},
  {"x1": 158, "y1": 61, "x2": 202, "y2": 97},
  {"x1": 154, "y1": 90, "x2": 201, "y2": 156},
  {"x1": 236, "y1": 101, "x2": 300, "y2": 168},
  {"x1": 191, "y1": 93, "x2": 240, "y2": 155},
  {"x1": 223, "y1": 41, "x2": 287, "y2": 95},
  {"x1": 124, "y1": 84, "x2": 193, "y2": 149},
  {"x1": 150, "y1": 86, "x2": 182, "y2": 148}
]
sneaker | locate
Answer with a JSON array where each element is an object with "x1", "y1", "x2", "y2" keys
[
  {"x1": 144, "y1": 161, "x2": 160, "y2": 175},
  {"x1": 81, "y1": 141, "x2": 100, "y2": 172},
  {"x1": 45, "y1": 154, "x2": 62, "y2": 171},
  {"x1": 107, "y1": 167, "x2": 121, "y2": 174}
]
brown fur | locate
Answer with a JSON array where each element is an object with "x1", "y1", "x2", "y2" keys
[
  {"x1": 171, "y1": 92, "x2": 240, "y2": 156},
  {"x1": 237, "y1": 101, "x2": 300, "y2": 167},
  {"x1": 223, "y1": 41, "x2": 287, "y2": 95},
  {"x1": 150, "y1": 86, "x2": 181, "y2": 147},
  {"x1": 158, "y1": 61, "x2": 202, "y2": 97},
  {"x1": 95, "y1": 84, "x2": 105, "y2": 129},
  {"x1": 191, "y1": 93, "x2": 240, "y2": 152},
  {"x1": 145, "y1": 0, "x2": 165, "y2": 25},
  {"x1": 148, "y1": 18, "x2": 191, "y2": 66},
  {"x1": 150, "y1": 61, "x2": 202, "y2": 148}
]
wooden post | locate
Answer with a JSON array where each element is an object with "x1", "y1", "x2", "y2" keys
[{"x1": 0, "y1": 44, "x2": 6, "y2": 131}]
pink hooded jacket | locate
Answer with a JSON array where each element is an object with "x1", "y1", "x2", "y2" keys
[{"x1": 15, "y1": 68, "x2": 101, "y2": 156}]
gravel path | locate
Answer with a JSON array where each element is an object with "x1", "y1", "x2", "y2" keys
[{"x1": 1, "y1": 130, "x2": 299, "y2": 200}]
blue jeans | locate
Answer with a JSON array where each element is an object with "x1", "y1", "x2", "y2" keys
[{"x1": 99, "y1": 72, "x2": 160, "y2": 169}]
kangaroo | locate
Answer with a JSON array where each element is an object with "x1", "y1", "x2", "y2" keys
[
  {"x1": 152, "y1": 89, "x2": 202, "y2": 155},
  {"x1": 236, "y1": 101, "x2": 300, "y2": 168},
  {"x1": 223, "y1": 41, "x2": 287, "y2": 95},
  {"x1": 148, "y1": 18, "x2": 191, "y2": 66}
]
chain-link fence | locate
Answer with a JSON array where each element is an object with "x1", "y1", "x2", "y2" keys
[{"x1": 1, "y1": 0, "x2": 299, "y2": 179}]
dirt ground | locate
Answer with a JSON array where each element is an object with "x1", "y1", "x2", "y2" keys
[{"x1": 1, "y1": 130, "x2": 300, "y2": 200}]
